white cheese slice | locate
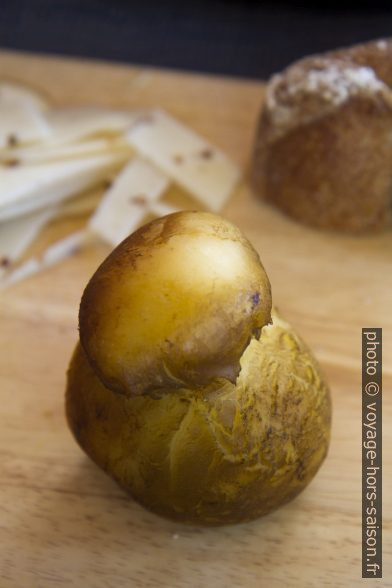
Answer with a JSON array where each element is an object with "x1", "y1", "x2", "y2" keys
[
  {"x1": 0, "y1": 80, "x2": 49, "y2": 112},
  {"x1": 89, "y1": 157, "x2": 170, "y2": 246},
  {"x1": 45, "y1": 107, "x2": 144, "y2": 146},
  {"x1": 0, "y1": 207, "x2": 56, "y2": 271},
  {"x1": 0, "y1": 138, "x2": 132, "y2": 165},
  {"x1": 0, "y1": 102, "x2": 51, "y2": 149},
  {"x1": 0, "y1": 152, "x2": 127, "y2": 222},
  {"x1": 127, "y1": 109, "x2": 240, "y2": 211}
]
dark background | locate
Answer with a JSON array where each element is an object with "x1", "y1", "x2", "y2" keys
[{"x1": 1, "y1": 0, "x2": 391, "y2": 79}]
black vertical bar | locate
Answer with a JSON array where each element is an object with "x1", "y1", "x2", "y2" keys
[{"x1": 362, "y1": 328, "x2": 382, "y2": 578}]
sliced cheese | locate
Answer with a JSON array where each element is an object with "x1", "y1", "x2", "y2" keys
[
  {"x1": 0, "y1": 207, "x2": 56, "y2": 272},
  {"x1": 0, "y1": 137, "x2": 132, "y2": 165},
  {"x1": 127, "y1": 109, "x2": 241, "y2": 211},
  {"x1": 0, "y1": 80, "x2": 49, "y2": 112},
  {"x1": 0, "y1": 102, "x2": 51, "y2": 149},
  {"x1": 89, "y1": 158, "x2": 170, "y2": 246},
  {"x1": 45, "y1": 107, "x2": 143, "y2": 146},
  {"x1": 0, "y1": 152, "x2": 128, "y2": 222}
]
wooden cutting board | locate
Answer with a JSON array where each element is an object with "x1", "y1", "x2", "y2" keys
[{"x1": 0, "y1": 49, "x2": 391, "y2": 588}]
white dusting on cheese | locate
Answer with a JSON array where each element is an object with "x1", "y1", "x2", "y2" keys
[
  {"x1": 376, "y1": 39, "x2": 388, "y2": 51},
  {"x1": 265, "y1": 60, "x2": 390, "y2": 138}
]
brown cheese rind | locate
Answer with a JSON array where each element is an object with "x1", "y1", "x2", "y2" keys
[
  {"x1": 252, "y1": 38, "x2": 392, "y2": 232},
  {"x1": 67, "y1": 311, "x2": 331, "y2": 526},
  {"x1": 68, "y1": 212, "x2": 331, "y2": 525}
]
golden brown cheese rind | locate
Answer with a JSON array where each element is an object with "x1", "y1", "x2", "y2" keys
[
  {"x1": 66, "y1": 311, "x2": 331, "y2": 526},
  {"x1": 80, "y1": 211, "x2": 272, "y2": 396}
]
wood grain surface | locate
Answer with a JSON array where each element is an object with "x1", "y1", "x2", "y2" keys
[{"x1": 0, "y1": 50, "x2": 391, "y2": 588}]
